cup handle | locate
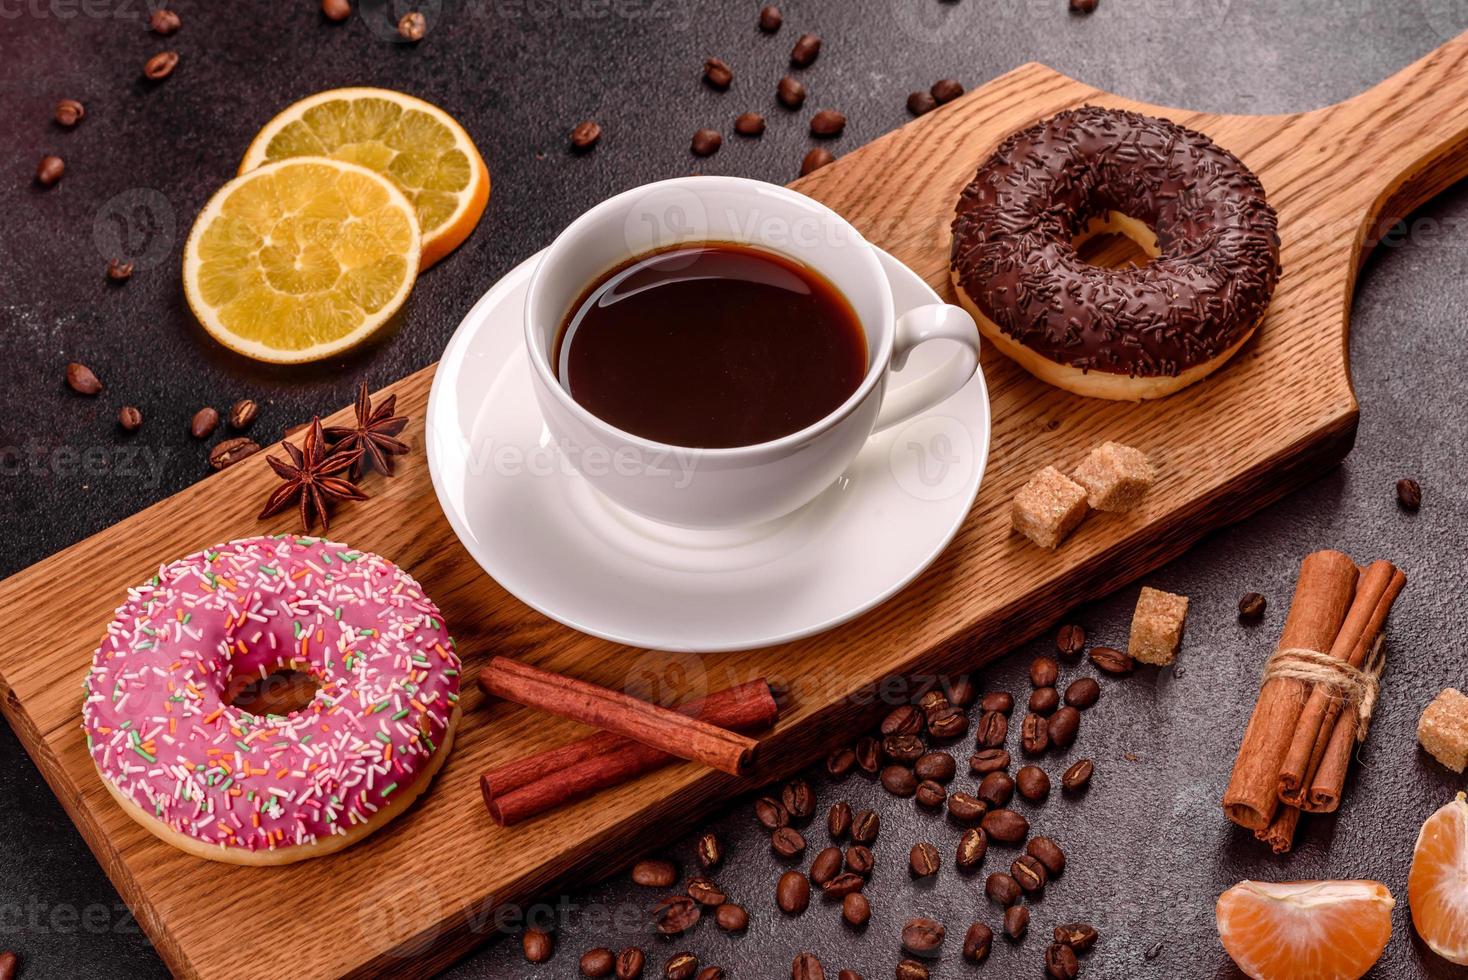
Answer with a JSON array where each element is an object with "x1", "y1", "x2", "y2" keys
[{"x1": 873, "y1": 303, "x2": 981, "y2": 432}]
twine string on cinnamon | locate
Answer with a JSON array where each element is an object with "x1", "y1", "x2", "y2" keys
[{"x1": 1261, "y1": 642, "x2": 1384, "y2": 742}]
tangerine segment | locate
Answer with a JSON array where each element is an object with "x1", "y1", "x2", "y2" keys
[
  {"x1": 1215, "y1": 879, "x2": 1394, "y2": 980},
  {"x1": 239, "y1": 88, "x2": 489, "y2": 269},
  {"x1": 184, "y1": 157, "x2": 421, "y2": 364},
  {"x1": 1410, "y1": 793, "x2": 1468, "y2": 965}
]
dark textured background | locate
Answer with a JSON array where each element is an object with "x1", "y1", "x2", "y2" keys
[{"x1": 2, "y1": 1, "x2": 1467, "y2": 977}]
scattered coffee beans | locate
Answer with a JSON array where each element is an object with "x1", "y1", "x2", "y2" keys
[
  {"x1": 1030, "y1": 656, "x2": 1059, "y2": 688},
  {"x1": 1004, "y1": 904, "x2": 1029, "y2": 939},
  {"x1": 571, "y1": 120, "x2": 602, "y2": 150},
  {"x1": 855, "y1": 737, "x2": 880, "y2": 773},
  {"x1": 118, "y1": 405, "x2": 143, "y2": 432},
  {"x1": 771, "y1": 826, "x2": 807, "y2": 858},
  {"x1": 36, "y1": 155, "x2": 64, "y2": 187},
  {"x1": 826, "y1": 747, "x2": 856, "y2": 777},
  {"x1": 687, "y1": 877, "x2": 725, "y2": 906},
  {"x1": 654, "y1": 895, "x2": 700, "y2": 934},
  {"x1": 915, "y1": 779, "x2": 946, "y2": 808},
  {"x1": 909, "y1": 841, "x2": 940, "y2": 878},
  {"x1": 930, "y1": 79, "x2": 963, "y2": 103},
  {"x1": 632, "y1": 859, "x2": 677, "y2": 887},
  {"x1": 811, "y1": 846, "x2": 842, "y2": 885},
  {"x1": 664, "y1": 952, "x2": 698, "y2": 980},
  {"x1": 759, "y1": 5, "x2": 782, "y2": 31},
  {"x1": 1015, "y1": 765, "x2": 1050, "y2": 802},
  {"x1": 1056, "y1": 623, "x2": 1086, "y2": 659},
  {"x1": 65, "y1": 361, "x2": 102, "y2": 395},
  {"x1": 1089, "y1": 646, "x2": 1134, "y2": 674},
  {"x1": 828, "y1": 800, "x2": 852, "y2": 839},
  {"x1": 1011, "y1": 854, "x2": 1047, "y2": 893},
  {"x1": 947, "y1": 791, "x2": 987, "y2": 823},
  {"x1": 977, "y1": 771, "x2": 1014, "y2": 808},
  {"x1": 1026, "y1": 836, "x2": 1066, "y2": 876},
  {"x1": 734, "y1": 112, "x2": 766, "y2": 136},
  {"x1": 1071, "y1": 0, "x2": 1098, "y2": 12},
  {"x1": 895, "y1": 960, "x2": 928, "y2": 980},
  {"x1": 782, "y1": 778, "x2": 815, "y2": 819},
  {"x1": 976, "y1": 710, "x2": 1007, "y2": 747},
  {"x1": 981, "y1": 808, "x2": 1029, "y2": 843},
  {"x1": 883, "y1": 734, "x2": 924, "y2": 762},
  {"x1": 714, "y1": 903, "x2": 748, "y2": 932},
  {"x1": 880, "y1": 765, "x2": 917, "y2": 797},
  {"x1": 810, "y1": 109, "x2": 846, "y2": 137},
  {"x1": 522, "y1": 928, "x2": 554, "y2": 963},
  {"x1": 691, "y1": 129, "x2": 722, "y2": 156},
  {"x1": 882, "y1": 705, "x2": 922, "y2": 735},
  {"x1": 106, "y1": 258, "x2": 134, "y2": 282},
  {"x1": 1029, "y1": 686, "x2": 1060, "y2": 714},
  {"x1": 970, "y1": 748, "x2": 1010, "y2": 775},
  {"x1": 842, "y1": 891, "x2": 870, "y2": 927},
  {"x1": 777, "y1": 76, "x2": 807, "y2": 109},
  {"x1": 915, "y1": 752, "x2": 955, "y2": 782},
  {"x1": 209, "y1": 437, "x2": 261, "y2": 471},
  {"x1": 850, "y1": 809, "x2": 879, "y2": 843},
  {"x1": 947, "y1": 676, "x2": 976, "y2": 706},
  {"x1": 1063, "y1": 677, "x2": 1101, "y2": 709},
  {"x1": 55, "y1": 98, "x2": 84, "y2": 126},
  {"x1": 322, "y1": 0, "x2": 351, "y2": 22},
  {"x1": 704, "y1": 57, "x2": 733, "y2": 89},
  {"x1": 981, "y1": 691, "x2": 1015, "y2": 714},
  {"x1": 927, "y1": 705, "x2": 967, "y2": 738},
  {"x1": 821, "y1": 872, "x2": 865, "y2": 899},
  {"x1": 791, "y1": 952, "x2": 822, "y2": 980},
  {"x1": 956, "y1": 827, "x2": 988, "y2": 869},
  {"x1": 397, "y1": 11, "x2": 426, "y2": 41},
  {"x1": 190, "y1": 406, "x2": 220, "y2": 439},
  {"x1": 581, "y1": 947, "x2": 615, "y2": 977},
  {"x1": 845, "y1": 845, "x2": 875, "y2": 876},
  {"x1": 696, "y1": 966, "x2": 724, "y2": 980},
  {"x1": 696, "y1": 832, "x2": 723, "y2": 869},
  {"x1": 776, "y1": 871, "x2": 810, "y2": 914},
  {"x1": 1021, "y1": 713, "x2": 1049, "y2": 754},
  {"x1": 143, "y1": 51, "x2": 180, "y2": 80},
  {"x1": 149, "y1": 7, "x2": 180, "y2": 33},
  {"x1": 963, "y1": 922, "x2": 994, "y2": 962},
  {"x1": 800, "y1": 147, "x2": 834, "y2": 176},
  {"x1": 1045, "y1": 942, "x2": 1080, "y2": 979},
  {"x1": 1062, "y1": 758, "x2": 1094, "y2": 793},
  {"x1": 755, "y1": 796, "x2": 789, "y2": 830},
  {"x1": 1054, "y1": 921, "x2": 1098, "y2": 952},
  {"x1": 1397, "y1": 478, "x2": 1422, "y2": 511},
  {"x1": 790, "y1": 32, "x2": 821, "y2": 66},
  {"x1": 227, "y1": 398, "x2": 258, "y2": 430},
  {"x1": 984, "y1": 871, "x2": 1021, "y2": 906},
  {"x1": 1048, "y1": 706, "x2": 1081, "y2": 748},
  {"x1": 902, "y1": 918, "x2": 945, "y2": 957},
  {"x1": 1238, "y1": 591, "x2": 1267, "y2": 621}
]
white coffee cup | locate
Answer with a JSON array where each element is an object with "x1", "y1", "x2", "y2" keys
[{"x1": 524, "y1": 175, "x2": 981, "y2": 529}]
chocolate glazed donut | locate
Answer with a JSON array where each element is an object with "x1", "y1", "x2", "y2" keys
[{"x1": 950, "y1": 106, "x2": 1281, "y2": 400}]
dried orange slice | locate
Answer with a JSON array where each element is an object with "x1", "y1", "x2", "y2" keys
[
  {"x1": 1215, "y1": 879, "x2": 1394, "y2": 980},
  {"x1": 1410, "y1": 793, "x2": 1468, "y2": 964}
]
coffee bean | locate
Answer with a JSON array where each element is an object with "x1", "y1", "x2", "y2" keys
[
  {"x1": 810, "y1": 110, "x2": 845, "y2": 137},
  {"x1": 978, "y1": 771, "x2": 1014, "y2": 808},
  {"x1": 1048, "y1": 706, "x2": 1081, "y2": 748},
  {"x1": 703, "y1": 57, "x2": 733, "y2": 89},
  {"x1": 821, "y1": 871, "x2": 865, "y2": 898},
  {"x1": 714, "y1": 902, "x2": 748, "y2": 932},
  {"x1": 1020, "y1": 713, "x2": 1049, "y2": 754},
  {"x1": 782, "y1": 778, "x2": 815, "y2": 819},
  {"x1": 1018, "y1": 766, "x2": 1051, "y2": 802},
  {"x1": 776, "y1": 870, "x2": 810, "y2": 914},
  {"x1": 755, "y1": 796, "x2": 789, "y2": 829},
  {"x1": 118, "y1": 405, "x2": 143, "y2": 432},
  {"x1": 880, "y1": 765, "x2": 916, "y2": 797},
  {"x1": 654, "y1": 895, "x2": 700, "y2": 934},
  {"x1": 321, "y1": 0, "x2": 351, "y2": 22},
  {"x1": 854, "y1": 737, "x2": 880, "y2": 773},
  {"x1": 956, "y1": 827, "x2": 988, "y2": 869},
  {"x1": 826, "y1": 747, "x2": 856, "y2": 778},
  {"x1": 581, "y1": 947, "x2": 615, "y2": 977},
  {"x1": 65, "y1": 362, "x2": 101, "y2": 395},
  {"x1": 35, "y1": 155, "x2": 64, "y2": 187},
  {"x1": 918, "y1": 688, "x2": 949, "y2": 717},
  {"x1": 771, "y1": 826, "x2": 807, "y2": 858},
  {"x1": 664, "y1": 952, "x2": 698, "y2": 980},
  {"x1": 947, "y1": 676, "x2": 976, "y2": 707},
  {"x1": 895, "y1": 960, "x2": 928, "y2": 980},
  {"x1": 734, "y1": 112, "x2": 766, "y2": 136},
  {"x1": 981, "y1": 691, "x2": 1015, "y2": 714},
  {"x1": 909, "y1": 841, "x2": 940, "y2": 878},
  {"x1": 1030, "y1": 656, "x2": 1059, "y2": 688},
  {"x1": 930, "y1": 79, "x2": 964, "y2": 104},
  {"x1": 695, "y1": 967, "x2": 723, "y2": 980},
  {"x1": 209, "y1": 437, "x2": 261, "y2": 471},
  {"x1": 926, "y1": 705, "x2": 968, "y2": 739},
  {"x1": 902, "y1": 917, "x2": 945, "y2": 957},
  {"x1": 791, "y1": 952, "x2": 823, "y2": 980},
  {"x1": 1238, "y1": 592, "x2": 1267, "y2": 621},
  {"x1": 695, "y1": 832, "x2": 723, "y2": 869},
  {"x1": 571, "y1": 120, "x2": 602, "y2": 150},
  {"x1": 962, "y1": 922, "x2": 993, "y2": 962},
  {"x1": 190, "y1": 406, "x2": 220, "y2": 439},
  {"x1": 1026, "y1": 836, "x2": 1066, "y2": 877},
  {"x1": 222, "y1": 398, "x2": 258, "y2": 431},
  {"x1": 1089, "y1": 646, "x2": 1134, "y2": 675},
  {"x1": 103, "y1": 257, "x2": 134, "y2": 283},
  {"x1": 851, "y1": 809, "x2": 879, "y2": 844},
  {"x1": 1056, "y1": 624, "x2": 1086, "y2": 659},
  {"x1": 522, "y1": 928, "x2": 554, "y2": 962},
  {"x1": 691, "y1": 129, "x2": 722, "y2": 157},
  {"x1": 397, "y1": 10, "x2": 426, "y2": 40},
  {"x1": 883, "y1": 734, "x2": 925, "y2": 763},
  {"x1": 1003, "y1": 904, "x2": 1029, "y2": 939},
  {"x1": 149, "y1": 7, "x2": 181, "y2": 33},
  {"x1": 1045, "y1": 943, "x2": 1080, "y2": 979},
  {"x1": 1062, "y1": 758, "x2": 1094, "y2": 793},
  {"x1": 1399, "y1": 476, "x2": 1425, "y2": 510},
  {"x1": 970, "y1": 748, "x2": 1010, "y2": 775},
  {"x1": 915, "y1": 752, "x2": 956, "y2": 782},
  {"x1": 984, "y1": 872, "x2": 1021, "y2": 906},
  {"x1": 915, "y1": 780, "x2": 946, "y2": 808},
  {"x1": 976, "y1": 710, "x2": 1008, "y2": 747},
  {"x1": 906, "y1": 91, "x2": 937, "y2": 116},
  {"x1": 981, "y1": 808, "x2": 1029, "y2": 844},
  {"x1": 143, "y1": 51, "x2": 179, "y2": 80},
  {"x1": 1053, "y1": 921, "x2": 1097, "y2": 952},
  {"x1": 1011, "y1": 854, "x2": 1047, "y2": 893},
  {"x1": 836, "y1": 971, "x2": 860, "y2": 980},
  {"x1": 1070, "y1": 0, "x2": 1098, "y2": 12},
  {"x1": 800, "y1": 147, "x2": 834, "y2": 176},
  {"x1": 777, "y1": 76, "x2": 807, "y2": 109},
  {"x1": 947, "y1": 791, "x2": 987, "y2": 823},
  {"x1": 828, "y1": 800, "x2": 852, "y2": 839},
  {"x1": 811, "y1": 846, "x2": 842, "y2": 885},
  {"x1": 790, "y1": 32, "x2": 821, "y2": 67},
  {"x1": 55, "y1": 98, "x2": 84, "y2": 127},
  {"x1": 844, "y1": 845, "x2": 874, "y2": 876},
  {"x1": 1063, "y1": 677, "x2": 1100, "y2": 709},
  {"x1": 1029, "y1": 687, "x2": 1060, "y2": 715},
  {"x1": 632, "y1": 858, "x2": 677, "y2": 887},
  {"x1": 759, "y1": 4, "x2": 782, "y2": 31},
  {"x1": 881, "y1": 705, "x2": 922, "y2": 736},
  {"x1": 842, "y1": 891, "x2": 870, "y2": 927},
  {"x1": 687, "y1": 876, "x2": 726, "y2": 906}
]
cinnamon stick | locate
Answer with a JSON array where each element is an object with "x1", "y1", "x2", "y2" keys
[
  {"x1": 481, "y1": 679, "x2": 779, "y2": 796},
  {"x1": 1306, "y1": 636, "x2": 1387, "y2": 812},
  {"x1": 1223, "y1": 550, "x2": 1359, "y2": 830},
  {"x1": 1255, "y1": 804, "x2": 1301, "y2": 855},
  {"x1": 1277, "y1": 561, "x2": 1405, "y2": 806},
  {"x1": 478, "y1": 656, "x2": 760, "y2": 776}
]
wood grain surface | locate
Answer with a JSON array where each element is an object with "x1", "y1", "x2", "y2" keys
[{"x1": 2, "y1": 31, "x2": 1467, "y2": 980}]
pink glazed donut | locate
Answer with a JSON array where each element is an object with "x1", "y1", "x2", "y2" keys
[{"x1": 82, "y1": 534, "x2": 461, "y2": 865}]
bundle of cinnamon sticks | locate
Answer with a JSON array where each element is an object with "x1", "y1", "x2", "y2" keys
[{"x1": 1223, "y1": 550, "x2": 1406, "y2": 853}]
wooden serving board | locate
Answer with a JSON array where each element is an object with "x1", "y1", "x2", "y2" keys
[{"x1": 4, "y1": 33, "x2": 1468, "y2": 980}]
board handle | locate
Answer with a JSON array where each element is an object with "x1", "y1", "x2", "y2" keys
[{"x1": 1318, "y1": 30, "x2": 1468, "y2": 265}]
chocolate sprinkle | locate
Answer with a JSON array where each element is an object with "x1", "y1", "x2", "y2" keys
[{"x1": 951, "y1": 106, "x2": 1280, "y2": 378}]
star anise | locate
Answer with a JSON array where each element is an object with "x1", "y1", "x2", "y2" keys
[
  {"x1": 324, "y1": 380, "x2": 410, "y2": 480},
  {"x1": 258, "y1": 418, "x2": 367, "y2": 532}
]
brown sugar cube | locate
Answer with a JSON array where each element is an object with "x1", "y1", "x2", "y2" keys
[
  {"x1": 1128, "y1": 586, "x2": 1188, "y2": 665},
  {"x1": 1419, "y1": 689, "x2": 1468, "y2": 772},
  {"x1": 1011, "y1": 466, "x2": 1089, "y2": 549},
  {"x1": 1072, "y1": 441, "x2": 1154, "y2": 512}
]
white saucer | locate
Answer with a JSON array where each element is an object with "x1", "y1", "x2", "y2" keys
[{"x1": 426, "y1": 248, "x2": 990, "y2": 653}]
